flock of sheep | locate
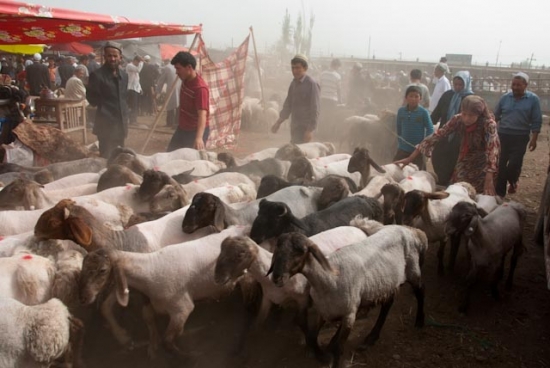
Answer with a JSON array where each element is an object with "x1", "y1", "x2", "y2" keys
[{"x1": 0, "y1": 139, "x2": 526, "y2": 368}]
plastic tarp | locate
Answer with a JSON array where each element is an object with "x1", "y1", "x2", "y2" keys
[
  {"x1": 49, "y1": 42, "x2": 93, "y2": 54},
  {"x1": 0, "y1": 44, "x2": 45, "y2": 54},
  {"x1": 0, "y1": 0, "x2": 202, "y2": 45}
]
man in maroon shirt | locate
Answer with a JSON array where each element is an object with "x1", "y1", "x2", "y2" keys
[{"x1": 167, "y1": 51, "x2": 210, "y2": 151}]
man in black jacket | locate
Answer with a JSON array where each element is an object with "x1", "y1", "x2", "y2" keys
[
  {"x1": 86, "y1": 41, "x2": 129, "y2": 158},
  {"x1": 25, "y1": 53, "x2": 50, "y2": 96}
]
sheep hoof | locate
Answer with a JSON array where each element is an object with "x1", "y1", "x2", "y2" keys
[
  {"x1": 358, "y1": 333, "x2": 379, "y2": 349},
  {"x1": 147, "y1": 345, "x2": 159, "y2": 360}
]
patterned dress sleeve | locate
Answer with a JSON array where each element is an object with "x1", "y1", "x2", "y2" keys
[
  {"x1": 417, "y1": 114, "x2": 462, "y2": 157},
  {"x1": 484, "y1": 119, "x2": 500, "y2": 173}
]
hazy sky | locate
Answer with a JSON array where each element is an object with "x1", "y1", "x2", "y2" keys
[{"x1": 38, "y1": 0, "x2": 550, "y2": 66}]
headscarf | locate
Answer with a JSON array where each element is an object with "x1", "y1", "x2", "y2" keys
[
  {"x1": 447, "y1": 71, "x2": 473, "y2": 121},
  {"x1": 458, "y1": 95, "x2": 493, "y2": 158}
]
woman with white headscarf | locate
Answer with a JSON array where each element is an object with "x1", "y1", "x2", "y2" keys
[{"x1": 430, "y1": 71, "x2": 474, "y2": 185}]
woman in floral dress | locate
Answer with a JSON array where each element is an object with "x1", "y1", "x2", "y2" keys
[{"x1": 394, "y1": 95, "x2": 500, "y2": 195}]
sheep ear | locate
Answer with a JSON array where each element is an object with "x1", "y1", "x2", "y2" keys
[
  {"x1": 114, "y1": 265, "x2": 129, "y2": 307},
  {"x1": 369, "y1": 158, "x2": 386, "y2": 173},
  {"x1": 265, "y1": 263, "x2": 274, "y2": 277},
  {"x1": 464, "y1": 215, "x2": 479, "y2": 237},
  {"x1": 476, "y1": 206, "x2": 489, "y2": 218},
  {"x1": 213, "y1": 198, "x2": 226, "y2": 232},
  {"x1": 423, "y1": 191, "x2": 450, "y2": 200},
  {"x1": 67, "y1": 217, "x2": 93, "y2": 247},
  {"x1": 305, "y1": 238, "x2": 335, "y2": 274},
  {"x1": 277, "y1": 204, "x2": 287, "y2": 217}
]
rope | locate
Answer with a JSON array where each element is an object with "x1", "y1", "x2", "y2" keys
[{"x1": 372, "y1": 115, "x2": 419, "y2": 150}]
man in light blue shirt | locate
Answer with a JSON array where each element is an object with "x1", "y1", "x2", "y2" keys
[{"x1": 494, "y1": 72, "x2": 542, "y2": 197}]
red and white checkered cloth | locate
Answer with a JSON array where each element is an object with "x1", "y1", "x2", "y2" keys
[{"x1": 198, "y1": 35, "x2": 249, "y2": 149}]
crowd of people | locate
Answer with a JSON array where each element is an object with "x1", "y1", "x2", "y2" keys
[
  {"x1": 270, "y1": 54, "x2": 542, "y2": 200},
  {"x1": 0, "y1": 44, "x2": 198, "y2": 157}
]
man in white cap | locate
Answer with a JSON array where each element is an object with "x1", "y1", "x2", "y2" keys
[
  {"x1": 271, "y1": 54, "x2": 320, "y2": 143},
  {"x1": 25, "y1": 53, "x2": 50, "y2": 96},
  {"x1": 494, "y1": 72, "x2": 542, "y2": 197},
  {"x1": 428, "y1": 63, "x2": 451, "y2": 112},
  {"x1": 86, "y1": 41, "x2": 129, "y2": 158}
]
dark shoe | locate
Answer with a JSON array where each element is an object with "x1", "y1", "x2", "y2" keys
[{"x1": 508, "y1": 183, "x2": 518, "y2": 194}]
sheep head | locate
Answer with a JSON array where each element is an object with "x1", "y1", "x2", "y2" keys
[
  {"x1": 275, "y1": 143, "x2": 305, "y2": 161},
  {"x1": 348, "y1": 147, "x2": 386, "y2": 177},
  {"x1": 402, "y1": 190, "x2": 450, "y2": 226},
  {"x1": 149, "y1": 184, "x2": 189, "y2": 213},
  {"x1": 137, "y1": 169, "x2": 172, "y2": 202},
  {"x1": 217, "y1": 152, "x2": 237, "y2": 168},
  {"x1": 79, "y1": 249, "x2": 128, "y2": 307},
  {"x1": 268, "y1": 232, "x2": 334, "y2": 287},
  {"x1": 445, "y1": 201, "x2": 481, "y2": 237},
  {"x1": 107, "y1": 146, "x2": 137, "y2": 166},
  {"x1": 318, "y1": 177, "x2": 349, "y2": 210},
  {"x1": 109, "y1": 152, "x2": 147, "y2": 176},
  {"x1": 215, "y1": 236, "x2": 258, "y2": 285},
  {"x1": 97, "y1": 164, "x2": 142, "y2": 192},
  {"x1": 0, "y1": 177, "x2": 43, "y2": 210},
  {"x1": 34, "y1": 199, "x2": 93, "y2": 247},
  {"x1": 380, "y1": 183, "x2": 405, "y2": 225},
  {"x1": 287, "y1": 157, "x2": 314, "y2": 183},
  {"x1": 250, "y1": 199, "x2": 295, "y2": 244},
  {"x1": 182, "y1": 192, "x2": 226, "y2": 233},
  {"x1": 33, "y1": 169, "x2": 54, "y2": 185},
  {"x1": 257, "y1": 175, "x2": 291, "y2": 199}
]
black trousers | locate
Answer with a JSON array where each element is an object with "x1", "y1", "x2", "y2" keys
[
  {"x1": 98, "y1": 135, "x2": 125, "y2": 159},
  {"x1": 496, "y1": 133, "x2": 530, "y2": 197},
  {"x1": 167, "y1": 127, "x2": 210, "y2": 152}
]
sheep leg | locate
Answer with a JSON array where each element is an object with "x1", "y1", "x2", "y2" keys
[
  {"x1": 308, "y1": 314, "x2": 329, "y2": 363},
  {"x1": 69, "y1": 316, "x2": 86, "y2": 368},
  {"x1": 448, "y1": 234, "x2": 461, "y2": 273},
  {"x1": 327, "y1": 314, "x2": 355, "y2": 368},
  {"x1": 437, "y1": 240, "x2": 446, "y2": 276},
  {"x1": 254, "y1": 296, "x2": 272, "y2": 328},
  {"x1": 413, "y1": 283, "x2": 426, "y2": 328},
  {"x1": 506, "y1": 240, "x2": 523, "y2": 290},
  {"x1": 100, "y1": 292, "x2": 133, "y2": 347},
  {"x1": 491, "y1": 256, "x2": 506, "y2": 300},
  {"x1": 164, "y1": 300, "x2": 195, "y2": 356},
  {"x1": 359, "y1": 296, "x2": 395, "y2": 348},
  {"x1": 294, "y1": 306, "x2": 320, "y2": 357},
  {"x1": 142, "y1": 302, "x2": 161, "y2": 360},
  {"x1": 459, "y1": 266, "x2": 478, "y2": 313}
]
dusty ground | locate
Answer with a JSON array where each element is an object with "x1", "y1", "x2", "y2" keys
[{"x1": 78, "y1": 113, "x2": 550, "y2": 368}]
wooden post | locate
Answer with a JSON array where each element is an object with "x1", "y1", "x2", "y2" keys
[
  {"x1": 140, "y1": 33, "x2": 200, "y2": 154},
  {"x1": 249, "y1": 26, "x2": 266, "y2": 108}
]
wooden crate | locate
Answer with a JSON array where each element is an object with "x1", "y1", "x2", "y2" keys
[{"x1": 33, "y1": 98, "x2": 87, "y2": 144}]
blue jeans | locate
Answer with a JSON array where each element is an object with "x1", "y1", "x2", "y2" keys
[{"x1": 167, "y1": 127, "x2": 210, "y2": 152}]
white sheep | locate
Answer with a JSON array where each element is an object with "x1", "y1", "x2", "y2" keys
[
  {"x1": 0, "y1": 297, "x2": 81, "y2": 368},
  {"x1": 136, "y1": 147, "x2": 218, "y2": 168},
  {"x1": 43, "y1": 172, "x2": 100, "y2": 191},
  {"x1": 402, "y1": 182, "x2": 476, "y2": 275},
  {"x1": 269, "y1": 223, "x2": 427, "y2": 368},
  {"x1": 155, "y1": 159, "x2": 223, "y2": 177},
  {"x1": 78, "y1": 226, "x2": 250, "y2": 358}
]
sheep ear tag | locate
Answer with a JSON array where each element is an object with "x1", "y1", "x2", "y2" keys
[
  {"x1": 67, "y1": 217, "x2": 93, "y2": 247},
  {"x1": 114, "y1": 266, "x2": 130, "y2": 307}
]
